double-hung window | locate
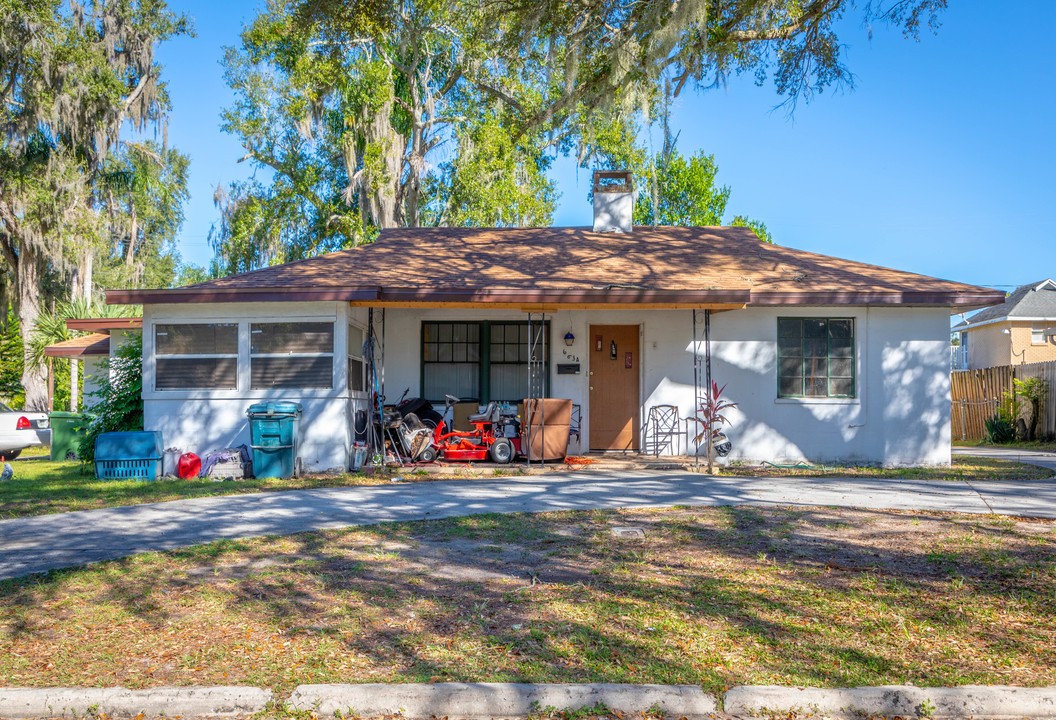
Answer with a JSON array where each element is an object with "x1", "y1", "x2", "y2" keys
[
  {"x1": 155, "y1": 323, "x2": 238, "y2": 390},
  {"x1": 778, "y1": 318, "x2": 855, "y2": 398},
  {"x1": 251, "y1": 322, "x2": 334, "y2": 389},
  {"x1": 421, "y1": 321, "x2": 548, "y2": 402}
]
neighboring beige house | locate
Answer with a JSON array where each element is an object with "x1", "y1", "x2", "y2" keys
[{"x1": 952, "y1": 279, "x2": 1056, "y2": 369}]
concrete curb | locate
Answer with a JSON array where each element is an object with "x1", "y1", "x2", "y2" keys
[
  {"x1": 724, "y1": 685, "x2": 1056, "y2": 718},
  {"x1": 0, "y1": 686, "x2": 272, "y2": 718},
  {"x1": 287, "y1": 683, "x2": 716, "y2": 719}
]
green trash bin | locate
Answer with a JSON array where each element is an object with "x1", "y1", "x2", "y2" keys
[
  {"x1": 49, "y1": 412, "x2": 94, "y2": 461},
  {"x1": 246, "y1": 401, "x2": 303, "y2": 478}
]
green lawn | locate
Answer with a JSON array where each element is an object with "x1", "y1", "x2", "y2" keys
[
  {"x1": 1, "y1": 506, "x2": 1053, "y2": 696},
  {"x1": 0, "y1": 458, "x2": 387, "y2": 519}
]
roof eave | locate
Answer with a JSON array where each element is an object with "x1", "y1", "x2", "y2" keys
[
  {"x1": 106, "y1": 286, "x2": 1005, "y2": 308},
  {"x1": 747, "y1": 290, "x2": 1006, "y2": 306}
]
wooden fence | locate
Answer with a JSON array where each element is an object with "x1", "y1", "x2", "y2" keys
[{"x1": 951, "y1": 361, "x2": 1056, "y2": 441}]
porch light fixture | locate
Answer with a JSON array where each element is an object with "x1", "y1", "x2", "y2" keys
[{"x1": 564, "y1": 332, "x2": 575, "y2": 346}]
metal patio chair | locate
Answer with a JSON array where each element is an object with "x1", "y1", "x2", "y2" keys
[{"x1": 647, "y1": 404, "x2": 681, "y2": 457}]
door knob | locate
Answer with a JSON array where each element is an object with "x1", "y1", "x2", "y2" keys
[{"x1": 589, "y1": 386, "x2": 594, "y2": 391}]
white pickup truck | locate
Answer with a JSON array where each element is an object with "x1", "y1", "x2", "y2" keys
[{"x1": 0, "y1": 402, "x2": 51, "y2": 460}]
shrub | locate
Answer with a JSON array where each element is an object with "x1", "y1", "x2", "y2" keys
[
  {"x1": 1013, "y1": 377, "x2": 1049, "y2": 441},
  {"x1": 984, "y1": 412, "x2": 1016, "y2": 444},
  {"x1": 78, "y1": 334, "x2": 143, "y2": 463}
]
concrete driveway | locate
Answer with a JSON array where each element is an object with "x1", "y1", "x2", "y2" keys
[{"x1": 1, "y1": 453, "x2": 1053, "y2": 580}]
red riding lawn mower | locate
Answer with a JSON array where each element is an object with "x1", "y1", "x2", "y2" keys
[{"x1": 418, "y1": 394, "x2": 522, "y2": 464}]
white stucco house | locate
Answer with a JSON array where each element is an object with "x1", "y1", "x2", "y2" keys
[{"x1": 106, "y1": 182, "x2": 1002, "y2": 471}]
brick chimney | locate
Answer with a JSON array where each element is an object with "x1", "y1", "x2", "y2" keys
[{"x1": 592, "y1": 170, "x2": 634, "y2": 233}]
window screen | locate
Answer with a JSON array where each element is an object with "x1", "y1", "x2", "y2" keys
[
  {"x1": 489, "y1": 322, "x2": 547, "y2": 402},
  {"x1": 422, "y1": 322, "x2": 480, "y2": 401},
  {"x1": 251, "y1": 322, "x2": 334, "y2": 389},
  {"x1": 421, "y1": 321, "x2": 548, "y2": 402},
  {"x1": 778, "y1": 318, "x2": 855, "y2": 398},
  {"x1": 155, "y1": 323, "x2": 238, "y2": 390}
]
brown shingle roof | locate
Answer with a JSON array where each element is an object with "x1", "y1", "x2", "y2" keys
[
  {"x1": 43, "y1": 333, "x2": 110, "y2": 358},
  {"x1": 106, "y1": 226, "x2": 1003, "y2": 307}
]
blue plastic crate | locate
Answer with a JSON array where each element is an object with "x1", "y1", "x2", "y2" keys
[{"x1": 94, "y1": 431, "x2": 163, "y2": 481}]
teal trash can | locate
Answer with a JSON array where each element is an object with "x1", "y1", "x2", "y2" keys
[{"x1": 246, "y1": 401, "x2": 303, "y2": 478}]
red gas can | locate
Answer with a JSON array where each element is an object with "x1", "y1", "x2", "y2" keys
[{"x1": 177, "y1": 452, "x2": 201, "y2": 479}]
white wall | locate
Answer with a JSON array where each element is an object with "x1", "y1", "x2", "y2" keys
[
  {"x1": 382, "y1": 305, "x2": 952, "y2": 466},
  {"x1": 142, "y1": 302, "x2": 368, "y2": 473},
  {"x1": 140, "y1": 302, "x2": 952, "y2": 470}
]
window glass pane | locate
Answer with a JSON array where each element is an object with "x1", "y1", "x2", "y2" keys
[
  {"x1": 779, "y1": 374, "x2": 802, "y2": 397},
  {"x1": 349, "y1": 325, "x2": 364, "y2": 356},
  {"x1": 453, "y1": 343, "x2": 467, "y2": 362},
  {"x1": 778, "y1": 318, "x2": 800, "y2": 338},
  {"x1": 829, "y1": 338, "x2": 853, "y2": 358},
  {"x1": 251, "y1": 322, "x2": 334, "y2": 354},
  {"x1": 423, "y1": 323, "x2": 437, "y2": 342},
  {"x1": 778, "y1": 335, "x2": 802, "y2": 356},
  {"x1": 804, "y1": 319, "x2": 827, "y2": 338},
  {"x1": 156, "y1": 324, "x2": 237, "y2": 355},
  {"x1": 804, "y1": 337, "x2": 828, "y2": 357},
  {"x1": 829, "y1": 358, "x2": 853, "y2": 377},
  {"x1": 807, "y1": 377, "x2": 828, "y2": 396},
  {"x1": 780, "y1": 357, "x2": 802, "y2": 377},
  {"x1": 438, "y1": 324, "x2": 452, "y2": 342},
  {"x1": 348, "y1": 357, "x2": 364, "y2": 392},
  {"x1": 467, "y1": 343, "x2": 480, "y2": 362},
  {"x1": 829, "y1": 320, "x2": 852, "y2": 339},
  {"x1": 156, "y1": 358, "x2": 237, "y2": 389},
  {"x1": 490, "y1": 342, "x2": 503, "y2": 362},
  {"x1": 830, "y1": 378, "x2": 853, "y2": 396},
  {"x1": 252, "y1": 356, "x2": 333, "y2": 389},
  {"x1": 437, "y1": 343, "x2": 452, "y2": 362}
]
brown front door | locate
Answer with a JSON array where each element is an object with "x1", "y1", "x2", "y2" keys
[{"x1": 588, "y1": 324, "x2": 640, "y2": 451}]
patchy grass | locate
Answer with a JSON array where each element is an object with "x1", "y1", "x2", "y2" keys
[
  {"x1": 954, "y1": 439, "x2": 1056, "y2": 453},
  {"x1": 718, "y1": 456, "x2": 1052, "y2": 482},
  {"x1": 0, "y1": 458, "x2": 394, "y2": 519},
  {"x1": 1, "y1": 506, "x2": 1053, "y2": 696}
]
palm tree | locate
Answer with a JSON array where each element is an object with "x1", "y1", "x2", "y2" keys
[{"x1": 28, "y1": 299, "x2": 136, "y2": 412}]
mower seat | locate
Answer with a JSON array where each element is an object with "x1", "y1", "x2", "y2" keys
[{"x1": 468, "y1": 402, "x2": 500, "y2": 424}]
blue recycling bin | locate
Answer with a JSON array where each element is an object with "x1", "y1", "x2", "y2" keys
[
  {"x1": 94, "y1": 431, "x2": 164, "y2": 480},
  {"x1": 246, "y1": 402, "x2": 302, "y2": 478}
]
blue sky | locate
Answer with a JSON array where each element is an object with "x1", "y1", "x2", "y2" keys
[{"x1": 156, "y1": 1, "x2": 1056, "y2": 295}]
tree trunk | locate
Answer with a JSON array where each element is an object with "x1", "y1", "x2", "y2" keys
[
  {"x1": 72, "y1": 251, "x2": 93, "y2": 302},
  {"x1": 17, "y1": 244, "x2": 48, "y2": 411},
  {"x1": 125, "y1": 204, "x2": 137, "y2": 268}
]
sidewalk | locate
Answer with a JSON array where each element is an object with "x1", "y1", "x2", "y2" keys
[{"x1": 1, "y1": 452, "x2": 1053, "y2": 579}]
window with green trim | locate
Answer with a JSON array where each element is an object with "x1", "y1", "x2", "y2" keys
[
  {"x1": 421, "y1": 321, "x2": 548, "y2": 402},
  {"x1": 777, "y1": 318, "x2": 855, "y2": 398}
]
